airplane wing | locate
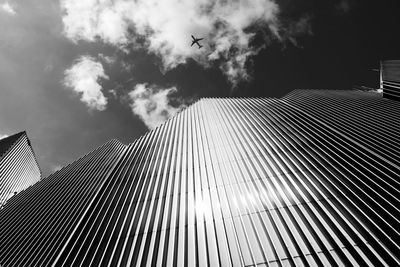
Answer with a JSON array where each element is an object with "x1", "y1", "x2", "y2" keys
[
  {"x1": 197, "y1": 38, "x2": 204, "y2": 41},
  {"x1": 191, "y1": 41, "x2": 195, "y2": 46}
]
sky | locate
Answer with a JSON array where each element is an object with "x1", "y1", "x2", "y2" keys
[{"x1": 1, "y1": 0, "x2": 399, "y2": 177}]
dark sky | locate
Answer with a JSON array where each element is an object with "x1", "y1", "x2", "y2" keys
[
  {"x1": 1, "y1": 0, "x2": 399, "y2": 177},
  {"x1": 238, "y1": 0, "x2": 400, "y2": 98}
]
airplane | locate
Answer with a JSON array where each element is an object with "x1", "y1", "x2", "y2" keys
[{"x1": 191, "y1": 35, "x2": 203, "y2": 49}]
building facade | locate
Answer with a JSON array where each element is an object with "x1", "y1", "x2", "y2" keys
[
  {"x1": 0, "y1": 90, "x2": 399, "y2": 266},
  {"x1": 0, "y1": 131, "x2": 41, "y2": 207},
  {"x1": 381, "y1": 59, "x2": 400, "y2": 101}
]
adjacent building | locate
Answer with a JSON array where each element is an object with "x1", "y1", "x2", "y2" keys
[
  {"x1": 0, "y1": 131, "x2": 41, "y2": 207},
  {"x1": 0, "y1": 90, "x2": 399, "y2": 266},
  {"x1": 381, "y1": 59, "x2": 400, "y2": 101}
]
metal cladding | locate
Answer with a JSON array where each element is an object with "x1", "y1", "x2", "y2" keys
[
  {"x1": 381, "y1": 60, "x2": 400, "y2": 101},
  {"x1": 0, "y1": 140, "x2": 126, "y2": 265},
  {"x1": 1, "y1": 90, "x2": 400, "y2": 266},
  {"x1": 0, "y1": 131, "x2": 41, "y2": 207}
]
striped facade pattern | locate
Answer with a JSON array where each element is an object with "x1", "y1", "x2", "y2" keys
[
  {"x1": 0, "y1": 132, "x2": 41, "y2": 207},
  {"x1": 381, "y1": 60, "x2": 400, "y2": 101},
  {"x1": 0, "y1": 90, "x2": 399, "y2": 266},
  {"x1": 0, "y1": 140, "x2": 126, "y2": 265}
]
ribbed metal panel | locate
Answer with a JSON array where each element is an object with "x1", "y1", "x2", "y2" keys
[
  {"x1": 0, "y1": 132, "x2": 41, "y2": 207},
  {"x1": 0, "y1": 90, "x2": 399, "y2": 266},
  {"x1": 0, "y1": 139, "x2": 127, "y2": 266},
  {"x1": 381, "y1": 60, "x2": 400, "y2": 101}
]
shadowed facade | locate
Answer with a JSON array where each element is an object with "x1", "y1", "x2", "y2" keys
[{"x1": 0, "y1": 131, "x2": 41, "y2": 207}]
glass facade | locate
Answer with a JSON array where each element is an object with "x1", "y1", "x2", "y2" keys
[{"x1": 0, "y1": 90, "x2": 399, "y2": 266}]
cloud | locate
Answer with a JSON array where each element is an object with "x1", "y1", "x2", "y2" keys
[
  {"x1": 1, "y1": 1, "x2": 16, "y2": 15},
  {"x1": 60, "y1": 0, "x2": 309, "y2": 86},
  {"x1": 50, "y1": 164, "x2": 63, "y2": 173},
  {"x1": 98, "y1": 53, "x2": 116, "y2": 65},
  {"x1": 64, "y1": 56, "x2": 109, "y2": 111},
  {"x1": 128, "y1": 83, "x2": 185, "y2": 129},
  {"x1": 336, "y1": 0, "x2": 351, "y2": 14},
  {"x1": 284, "y1": 14, "x2": 312, "y2": 47},
  {"x1": 61, "y1": 0, "x2": 128, "y2": 45}
]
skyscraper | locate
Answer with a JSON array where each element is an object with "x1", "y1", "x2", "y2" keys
[
  {"x1": 0, "y1": 90, "x2": 399, "y2": 266},
  {"x1": 0, "y1": 131, "x2": 41, "y2": 207},
  {"x1": 381, "y1": 60, "x2": 400, "y2": 101}
]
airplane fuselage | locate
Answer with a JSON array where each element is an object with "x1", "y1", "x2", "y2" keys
[{"x1": 191, "y1": 35, "x2": 203, "y2": 49}]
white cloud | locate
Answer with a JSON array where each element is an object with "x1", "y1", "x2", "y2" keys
[
  {"x1": 64, "y1": 56, "x2": 109, "y2": 111},
  {"x1": 98, "y1": 53, "x2": 116, "y2": 65},
  {"x1": 128, "y1": 83, "x2": 184, "y2": 129},
  {"x1": 1, "y1": 1, "x2": 16, "y2": 15},
  {"x1": 60, "y1": 0, "x2": 306, "y2": 85},
  {"x1": 61, "y1": 0, "x2": 128, "y2": 45}
]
